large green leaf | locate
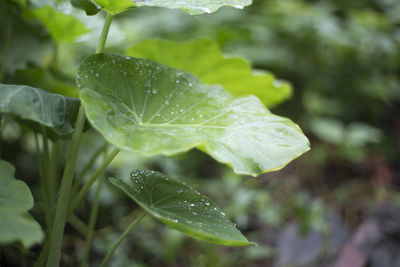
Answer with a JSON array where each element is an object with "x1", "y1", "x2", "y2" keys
[
  {"x1": 71, "y1": 0, "x2": 101, "y2": 16},
  {"x1": 95, "y1": 0, "x2": 252, "y2": 15},
  {"x1": 0, "y1": 160, "x2": 43, "y2": 248},
  {"x1": 31, "y1": 6, "x2": 89, "y2": 43},
  {"x1": 127, "y1": 38, "x2": 291, "y2": 107},
  {"x1": 77, "y1": 54, "x2": 309, "y2": 176},
  {"x1": 110, "y1": 170, "x2": 253, "y2": 246},
  {"x1": 0, "y1": 84, "x2": 81, "y2": 137}
]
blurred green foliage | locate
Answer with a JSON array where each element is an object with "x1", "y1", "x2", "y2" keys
[{"x1": 1, "y1": 0, "x2": 400, "y2": 266}]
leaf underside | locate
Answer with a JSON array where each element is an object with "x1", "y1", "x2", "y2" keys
[
  {"x1": 128, "y1": 38, "x2": 291, "y2": 107},
  {"x1": 94, "y1": 0, "x2": 252, "y2": 15},
  {"x1": 0, "y1": 160, "x2": 43, "y2": 248},
  {"x1": 71, "y1": 0, "x2": 101, "y2": 16},
  {"x1": 0, "y1": 84, "x2": 81, "y2": 138},
  {"x1": 110, "y1": 170, "x2": 253, "y2": 246},
  {"x1": 77, "y1": 54, "x2": 309, "y2": 176}
]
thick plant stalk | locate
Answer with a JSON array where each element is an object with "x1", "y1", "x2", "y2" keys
[
  {"x1": 34, "y1": 133, "x2": 51, "y2": 230},
  {"x1": 45, "y1": 13, "x2": 115, "y2": 266},
  {"x1": 49, "y1": 140, "x2": 61, "y2": 215},
  {"x1": 46, "y1": 105, "x2": 86, "y2": 267},
  {"x1": 96, "y1": 13, "x2": 114, "y2": 54},
  {"x1": 41, "y1": 126, "x2": 52, "y2": 216}
]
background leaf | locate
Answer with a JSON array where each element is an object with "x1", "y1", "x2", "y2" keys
[
  {"x1": 31, "y1": 6, "x2": 89, "y2": 43},
  {"x1": 15, "y1": 67, "x2": 78, "y2": 97},
  {"x1": 0, "y1": 84, "x2": 80, "y2": 137},
  {"x1": 110, "y1": 170, "x2": 253, "y2": 246},
  {"x1": 71, "y1": 0, "x2": 101, "y2": 16},
  {"x1": 95, "y1": 0, "x2": 252, "y2": 15},
  {"x1": 77, "y1": 54, "x2": 309, "y2": 176},
  {"x1": 127, "y1": 38, "x2": 291, "y2": 107},
  {"x1": 0, "y1": 160, "x2": 43, "y2": 248}
]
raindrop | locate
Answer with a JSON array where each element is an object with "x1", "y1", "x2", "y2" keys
[
  {"x1": 200, "y1": 7, "x2": 212, "y2": 13},
  {"x1": 273, "y1": 80, "x2": 282, "y2": 88},
  {"x1": 233, "y1": 4, "x2": 244, "y2": 9}
]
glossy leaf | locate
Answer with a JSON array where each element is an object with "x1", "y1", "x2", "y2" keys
[
  {"x1": 0, "y1": 84, "x2": 81, "y2": 137},
  {"x1": 71, "y1": 0, "x2": 101, "y2": 16},
  {"x1": 95, "y1": 0, "x2": 252, "y2": 15},
  {"x1": 110, "y1": 170, "x2": 253, "y2": 246},
  {"x1": 31, "y1": 6, "x2": 89, "y2": 43},
  {"x1": 77, "y1": 54, "x2": 309, "y2": 176},
  {"x1": 127, "y1": 38, "x2": 291, "y2": 107},
  {"x1": 0, "y1": 160, "x2": 43, "y2": 247}
]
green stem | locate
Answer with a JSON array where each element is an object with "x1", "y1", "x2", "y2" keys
[
  {"x1": 45, "y1": 105, "x2": 86, "y2": 267},
  {"x1": 100, "y1": 212, "x2": 146, "y2": 267},
  {"x1": 41, "y1": 126, "x2": 51, "y2": 207},
  {"x1": 34, "y1": 241, "x2": 49, "y2": 267},
  {"x1": 71, "y1": 142, "x2": 107, "y2": 197},
  {"x1": 34, "y1": 133, "x2": 51, "y2": 231},
  {"x1": 68, "y1": 148, "x2": 120, "y2": 217},
  {"x1": 49, "y1": 140, "x2": 61, "y2": 215},
  {"x1": 80, "y1": 175, "x2": 105, "y2": 267},
  {"x1": 68, "y1": 213, "x2": 89, "y2": 236},
  {"x1": 96, "y1": 13, "x2": 114, "y2": 54}
]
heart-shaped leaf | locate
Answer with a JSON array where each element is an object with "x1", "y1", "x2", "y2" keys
[
  {"x1": 0, "y1": 160, "x2": 43, "y2": 248},
  {"x1": 127, "y1": 38, "x2": 291, "y2": 107},
  {"x1": 0, "y1": 84, "x2": 81, "y2": 137},
  {"x1": 31, "y1": 6, "x2": 89, "y2": 43},
  {"x1": 110, "y1": 170, "x2": 253, "y2": 246},
  {"x1": 71, "y1": 0, "x2": 101, "y2": 16},
  {"x1": 77, "y1": 54, "x2": 309, "y2": 176},
  {"x1": 95, "y1": 0, "x2": 252, "y2": 15}
]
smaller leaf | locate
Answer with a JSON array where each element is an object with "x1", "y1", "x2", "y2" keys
[
  {"x1": 0, "y1": 84, "x2": 81, "y2": 138},
  {"x1": 0, "y1": 160, "x2": 43, "y2": 248},
  {"x1": 31, "y1": 6, "x2": 90, "y2": 43},
  {"x1": 110, "y1": 170, "x2": 254, "y2": 246},
  {"x1": 71, "y1": 0, "x2": 101, "y2": 15}
]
